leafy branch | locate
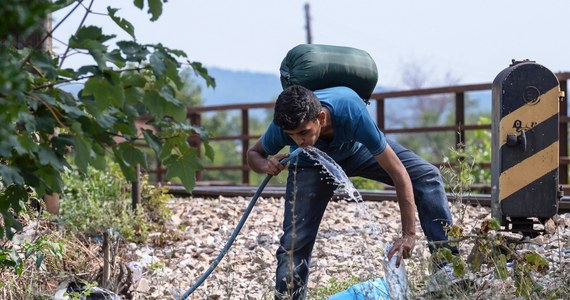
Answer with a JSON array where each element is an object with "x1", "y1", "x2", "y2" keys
[{"x1": 0, "y1": 0, "x2": 216, "y2": 258}]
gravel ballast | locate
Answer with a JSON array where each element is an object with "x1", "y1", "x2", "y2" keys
[{"x1": 126, "y1": 195, "x2": 570, "y2": 299}]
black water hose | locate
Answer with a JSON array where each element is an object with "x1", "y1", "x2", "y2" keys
[{"x1": 178, "y1": 147, "x2": 304, "y2": 299}]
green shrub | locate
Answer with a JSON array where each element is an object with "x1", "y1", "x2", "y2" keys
[{"x1": 60, "y1": 160, "x2": 171, "y2": 243}]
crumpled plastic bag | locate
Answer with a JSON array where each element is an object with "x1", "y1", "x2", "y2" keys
[{"x1": 327, "y1": 243, "x2": 408, "y2": 300}]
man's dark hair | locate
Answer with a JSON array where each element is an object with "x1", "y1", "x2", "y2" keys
[{"x1": 274, "y1": 85, "x2": 321, "y2": 130}]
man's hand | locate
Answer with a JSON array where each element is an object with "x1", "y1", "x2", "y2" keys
[
  {"x1": 387, "y1": 235, "x2": 416, "y2": 268},
  {"x1": 247, "y1": 139, "x2": 291, "y2": 176},
  {"x1": 263, "y1": 153, "x2": 290, "y2": 176}
]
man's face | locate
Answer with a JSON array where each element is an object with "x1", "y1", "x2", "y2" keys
[
  {"x1": 282, "y1": 109, "x2": 326, "y2": 148},
  {"x1": 284, "y1": 118, "x2": 322, "y2": 148}
]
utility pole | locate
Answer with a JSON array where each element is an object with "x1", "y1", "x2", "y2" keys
[{"x1": 304, "y1": 3, "x2": 312, "y2": 44}]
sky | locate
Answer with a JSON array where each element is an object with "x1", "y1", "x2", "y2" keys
[{"x1": 52, "y1": 0, "x2": 570, "y2": 89}]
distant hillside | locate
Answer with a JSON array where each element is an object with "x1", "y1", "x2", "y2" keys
[
  {"x1": 197, "y1": 67, "x2": 398, "y2": 107},
  {"x1": 198, "y1": 67, "x2": 283, "y2": 106},
  {"x1": 61, "y1": 67, "x2": 490, "y2": 121}
]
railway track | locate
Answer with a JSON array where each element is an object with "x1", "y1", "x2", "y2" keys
[{"x1": 168, "y1": 185, "x2": 570, "y2": 213}]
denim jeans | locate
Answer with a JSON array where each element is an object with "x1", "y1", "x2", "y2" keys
[{"x1": 274, "y1": 139, "x2": 457, "y2": 299}]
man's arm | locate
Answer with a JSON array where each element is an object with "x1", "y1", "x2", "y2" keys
[
  {"x1": 374, "y1": 143, "x2": 417, "y2": 266},
  {"x1": 247, "y1": 138, "x2": 290, "y2": 176}
]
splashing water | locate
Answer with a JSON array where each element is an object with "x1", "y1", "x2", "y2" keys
[
  {"x1": 303, "y1": 146, "x2": 363, "y2": 202},
  {"x1": 301, "y1": 147, "x2": 409, "y2": 298}
]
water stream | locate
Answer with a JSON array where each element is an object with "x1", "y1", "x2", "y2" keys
[
  {"x1": 303, "y1": 146, "x2": 363, "y2": 203},
  {"x1": 296, "y1": 146, "x2": 408, "y2": 299}
]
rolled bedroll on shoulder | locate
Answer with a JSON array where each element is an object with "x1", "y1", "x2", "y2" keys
[{"x1": 280, "y1": 44, "x2": 378, "y2": 103}]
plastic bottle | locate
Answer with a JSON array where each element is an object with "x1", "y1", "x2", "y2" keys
[{"x1": 383, "y1": 243, "x2": 409, "y2": 300}]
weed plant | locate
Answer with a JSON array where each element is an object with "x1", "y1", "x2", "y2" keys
[
  {"x1": 0, "y1": 160, "x2": 173, "y2": 299},
  {"x1": 60, "y1": 160, "x2": 171, "y2": 242},
  {"x1": 297, "y1": 136, "x2": 568, "y2": 299}
]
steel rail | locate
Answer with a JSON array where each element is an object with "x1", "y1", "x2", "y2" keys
[{"x1": 169, "y1": 185, "x2": 570, "y2": 213}]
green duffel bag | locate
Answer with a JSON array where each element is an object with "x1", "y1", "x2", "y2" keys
[{"x1": 280, "y1": 44, "x2": 378, "y2": 102}]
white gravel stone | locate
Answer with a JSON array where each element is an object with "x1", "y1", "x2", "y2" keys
[{"x1": 128, "y1": 196, "x2": 570, "y2": 299}]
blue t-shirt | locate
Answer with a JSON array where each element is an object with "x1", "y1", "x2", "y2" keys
[{"x1": 261, "y1": 86, "x2": 387, "y2": 166}]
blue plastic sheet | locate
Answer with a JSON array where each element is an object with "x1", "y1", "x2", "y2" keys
[
  {"x1": 327, "y1": 243, "x2": 409, "y2": 300},
  {"x1": 327, "y1": 278, "x2": 390, "y2": 300}
]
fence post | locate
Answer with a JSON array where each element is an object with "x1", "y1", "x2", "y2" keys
[
  {"x1": 242, "y1": 109, "x2": 250, "y2": 185},
  {"x1": 189, "y1": 112, "x2": 202, "y2": 181},
  {"x1": 132, "y1": 164, "x2": 140, "y2": 210},
  {"x1": 455, "y1": 91, "x2": 465, "y2": 149},
  {"x1": 376, "y1": 98, "x2": 385, "y2": 130}
]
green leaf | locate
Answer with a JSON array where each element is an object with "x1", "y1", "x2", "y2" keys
[
  {"x1": 114, "y1": 122, "x2": 137, "y2": 139},
  {"x1": 121, "y1": 70, "x2": 147, "y2": 88},
  {"x1": 108, "y1": 7, "x2": 136, "y2": 39},
  {"x1": 469, "y1": 245, "x2": 482, "y2": 272},
  {"x1": 83, "y1": 74, "x2": 125, "y2": 109},
  {"x1": 121, "y1": 72, "x2": 146, "y2": 107},
  {"x1": 143, "y1": 90, "x2": 162, "y2": 119},
  {"x1": 149, "y1": 52, "x2": 166, "y2": 78},
  {"x1": 25, "y1": 247, "x2": 35, "y2": 259},
  {"x1": 3, "y1": 211, "x2": 24, "y2": 243},
  {"x1": 143, "y1": 89, "x2": 185, "y2": 121},
  {"x1": 0, "y1": 185, "x2": 27, "y2": 239},
  {"x1": 157, "y1": 86, "x2": 185, "y2": 122},
  {"x1": 97, "y1": 113, "x2": 118, "y2": 130},
  {"x1": 451, "y1": 255, "x2": 466, "y2": 277},
  {"x1": 118, "y1": 142, "x2": 148, "y2": 169},
  {"x1": 107, "y1": 49, "x2": 126, "y2": 68},
  {"x1": 51, "y1": 134, "x2": 74, "y2": 156},
  {"x1": 70, "y1": 26, "x2": 115, "y2": 45},
  {"x1": 524, "y1": 252, "x2": 549, "y2": 272},
  {"x1": 133, "y1": 0, "x2": 144, "y2": 10},
  {"x1": 0, "y1": 185, "x2": 27, "y2": 211},
  {"x1": 57, "y1": 67, "x2": 77, "y2": 78},
  {"x1": 142, "y1": 129, "x2": 162, "y2": 156},
  {"x1": 203, "y1": 141, "x2": 215, "y2": 162},
  {"x1": 489, "y1": 218, "x2": 501, "y2": 231},
  {"x1": 494, "y1": 254, "x2": 508, "y2": 279},
  {"x1": 163, "y1": 147, "x2": 201, "y2": 191},
  {"x1": 38, "y1": 145, "x2": 63, "y2": 170},
  {"x1": 29, "y1": 50, "x2": 58, "y2": 80},
  {"x1": 76, "y1": 65, "x2": 99, "y2": 77},
  {"x1": 165, "y1": 59, "x2": 183, "y2": 89},
  {"x1": 35, "y1": 251, "x2": 45, "y2": 269},
  {"x1": 147, "y1": 0, "x2": 163, "y2": 21},
  {"x1": 124, "y1": 86, "x2": 144, "y2": 108},
  {"x1": 69, "y1": 26, "x2": 116, "y2": 69},
  {"x1": 191, "y1": 125, "x2": 208, "y2": 140},
  {"x1": 112, "y1": 146, "x2": 137, "y2": 181},
  {"x1": 16, "y1": 134, "x2": 39, "y2": 153},
  {"x1": 51, "y1": 0, "x2": 77, "y2": 11},
  {"x1": 90, "y1": 153, "x2": 107, "y2": 171},
  {"x1": 57, "y1": 100, "x2": 85, "y2": 119},
  {"x1": 447, "y1": 224, "x2": 463, "y2": 238},
  {"x1": 159, "y1": 136, "x2": 176, "y2": 160},
  {"x1": 118, "y1": 41, "x2": 149, "y2": 62},
  {"x1": 0, "y1": 165, "x2": 25, "y2": 187},
  {"x1": 190, "y1": 61, "x2": 216, "y2": 88},
  {"x1": 73, "y1": 135, "x2": 91, "y2": 173}
]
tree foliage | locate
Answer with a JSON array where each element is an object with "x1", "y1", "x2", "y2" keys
[{"x1": 0, "y1": 0, "x2": 214, "y2": 240}]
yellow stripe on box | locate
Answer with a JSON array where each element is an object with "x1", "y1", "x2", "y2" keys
[
  {"x1": 499, "y1": 141, "x2": 559, "y2": 201},
  {"x1": 500, "y1": 86, "x2": 559, "y2": 148}
]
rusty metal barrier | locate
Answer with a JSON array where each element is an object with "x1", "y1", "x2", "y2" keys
[{"x1": 144, "y1": 72, "x2": 570, "y2": 190}]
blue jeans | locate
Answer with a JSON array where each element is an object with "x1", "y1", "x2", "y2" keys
[{"x1": 274, "y1": 139, "x2": 457, "y2": 299}]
